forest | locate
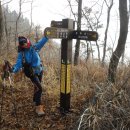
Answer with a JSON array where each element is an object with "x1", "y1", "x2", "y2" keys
[{"x1": 0, "y1": 0, "x2": 130, "y2": 130}]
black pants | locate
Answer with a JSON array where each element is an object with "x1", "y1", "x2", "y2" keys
[{"x1": 30, "y1": 72, "x2": 43, "y2": 106}]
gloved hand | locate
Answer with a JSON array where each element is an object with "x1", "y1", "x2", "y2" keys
[
  {"x1": 10, "y1": 67, "x2": 15, "y2": 79},
  {"x1": 1, "y1": 60, "x2": 12, "y2": 79},
  {"x1": 43, "y1": 28, "x2": 49, "y2": 38},
  {"x1": 11, "y1": 66, "x2": 14, "y2": 73}
]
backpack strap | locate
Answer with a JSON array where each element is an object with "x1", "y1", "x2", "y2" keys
[
  {"x1": 32, "y1": 45, "x2": 43, "y2": 66},
  {"x1": 21, "y1": 51, "x2": 25, "y2": 65},
  {"x1": 21, "y1": 47, "x2": 34, "y2": 65},
  {"x1": 21, "y1": 46, "x2": 43, "y2": 73}
]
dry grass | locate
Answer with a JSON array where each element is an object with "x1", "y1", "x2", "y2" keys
[
  {"x1": 77, "y1": 62, "x2": 130, "y2": 130},
  {"x1": 1, "y1": 56, "x2": 130, "y2": 129}
]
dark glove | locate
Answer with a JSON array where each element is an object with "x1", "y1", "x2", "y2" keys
[
  {"x1": 43, "y1": 28, "x2": 49, "y2": 38},
  {"x1": 3, "y1": 60, "x2": 12, "y2": 72}
]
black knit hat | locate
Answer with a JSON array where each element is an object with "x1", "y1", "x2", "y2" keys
[{"x1": 18, "y1": 36, "x2": 27, "y2": 46}]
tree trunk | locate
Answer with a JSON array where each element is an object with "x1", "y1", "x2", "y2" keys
[
  {"x1": 108, "y1": 0, "x2": 129, "y2": 83},
  {"x1": 74, "y1": 0, "x2": 82, "y2": 65},
  {"x1": 102, "y1": 0, "x2": 113, "y2": 65},
  {"x1": 0, "y1": 1, "x2": 3, "y2": 53},
  {"x1": 86, "y1": 42, "x2": 90, "y2": 62},
  {"x1": 15, "y1": 0, "x2": 22, "y2": 46}
]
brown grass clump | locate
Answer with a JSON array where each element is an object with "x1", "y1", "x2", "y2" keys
[
  {"x1": 1, "y1": 56, "x2": 130, "y2": 130},
  {"x1": 77, "y1": 63, "x2": 130, "y2": 130}
]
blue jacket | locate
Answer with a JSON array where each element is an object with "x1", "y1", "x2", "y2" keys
[{"x1": 12, "y1": 37, "x2": 48, "y2": 74}]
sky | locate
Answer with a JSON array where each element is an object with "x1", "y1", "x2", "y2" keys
[
  {"x1": 4, "y1": 0, "x2": 73, "y2": 29},
  {"x1": 2, "y1": 0, "x2": 101, "y2": 29},
  {"x1": 1, "y1": 0, "x2": 130, "y2": 62}
]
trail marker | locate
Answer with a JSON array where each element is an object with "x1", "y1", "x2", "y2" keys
[
  {"x1": 44, "y1": 27, "x2": 98, "y2": 41},
  {"x1": 44, "y1": 19, "x2": 98, "y2": 113}
]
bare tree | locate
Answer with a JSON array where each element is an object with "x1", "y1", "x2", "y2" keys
[
  {"x1": 93, "y1": 0, "x2": 105, "y2": 62},
  {"x1": 74, "y1": 0, "x2": 82, "y2": 65},
  {"x1": 28, "y1": 0, "x2": 33, "y2": 38},
  {"x1": 108, "y1": 0, "x2": 129, "y2": 83},
  {"x1": 67, "y1": 0, "x2": 104, "y2": 64},
  {"x1": 67, "y1": 0, "x2": 77, "y2": 21},
  {"x1": 3, "y1": 10, "x2": 11, "y2": 56},
  {"x1": 1, "y1": 0, "x2": 13, "y2": 6},
  {"x1": 15, "y1": 0, "x2": 22, "y2": 46},
  {"x1": 80, "y1": 1, "x2": 104, "y2": 63},
  {"x1": 0, "y1": 1, "x2": 3, "y2": 53},
  {"x1": 102, "y1": 0, "x2": 114, "y2": 65},
  {"x1": 85, "y1": 42, "x2": 91, "y2": 61}
]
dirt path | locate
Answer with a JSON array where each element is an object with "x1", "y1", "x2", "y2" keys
[{"x1": 0, "y1": 85, "x2": 88, "y2": 130}]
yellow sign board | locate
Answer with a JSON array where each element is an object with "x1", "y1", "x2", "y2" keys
[
  {"x1": 66, "y1": 64, "x2": 71, "y2": 94},
  {"x1": 61, "y1": 64, "x2": 71, "y2": 94}
]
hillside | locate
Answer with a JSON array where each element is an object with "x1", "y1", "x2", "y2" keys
[{"x1": 0, "y1": 57, "x2": 130, "y2": 130}]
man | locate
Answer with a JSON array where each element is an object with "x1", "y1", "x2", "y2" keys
[{"x1": 12, "y1": 35, "x2": 48, "y2": 116}]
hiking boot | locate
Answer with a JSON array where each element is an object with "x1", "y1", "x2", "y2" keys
[{"x1": 36, "y1": 105, "x2": 45, "y2": 116}]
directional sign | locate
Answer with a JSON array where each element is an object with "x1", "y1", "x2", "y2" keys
[
  {"x1": 45, "y1": 27, "x2": 98, "y2": 41},
  {"x1": 51, "y1": 21, "x2": 62, "y2": 28},
  {"x1": 44, "y1": 27, "x2": 72, "y2": 39},
  {"x1": 45, "y1": 19, "x2": 98, "y2": 113},
  {"x1": 72, "y1": 30, "x2": 98, "y2": 41},
  {"x1": 51, "y1": 20, "x2": 75, "y2": 29}
]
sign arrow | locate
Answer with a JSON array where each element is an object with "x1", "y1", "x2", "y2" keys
[{"x1": 44, "y1": 27, "x2": 98, "y2": 41}]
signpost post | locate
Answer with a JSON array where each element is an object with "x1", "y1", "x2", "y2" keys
[
  {"x1": 44, "y1": 18, "x2": 98, "y2": 113},
  {"x1": 60, "y1": 19, "x2": 74, "y2": 112}
]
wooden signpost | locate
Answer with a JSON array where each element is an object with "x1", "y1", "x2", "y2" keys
[{"x1": 44, "y1": 19, "x2": 98, "y2": 113}]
